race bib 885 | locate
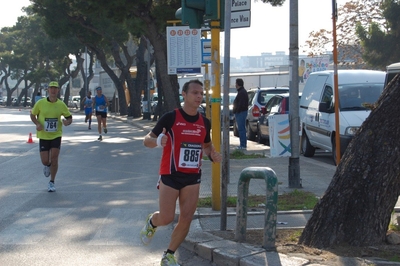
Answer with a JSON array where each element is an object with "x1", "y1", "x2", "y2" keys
[{"x1": 178, "y1": 142, "x2": 201, "y2": 168}]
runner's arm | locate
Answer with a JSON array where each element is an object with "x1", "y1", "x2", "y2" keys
[
  {"x1": 30, "y1": 113, "x2": 43, "y2": 131},
  {"x1": 63, "y1": 115, "x2": 73, "y2": 126},
  {"x1": 203, "y1": 142, "x2": 222, "y2": 163}
]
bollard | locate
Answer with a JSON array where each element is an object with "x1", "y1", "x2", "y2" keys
[{"x1": 235, "y1": 167, "x2": 278, "y2": 249}]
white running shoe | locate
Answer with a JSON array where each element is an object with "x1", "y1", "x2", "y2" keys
[
  {"x1": 160, "y1": 252, "x2": 180, "y2": 266},
  {"x1": 140, "y1": 214, "x2": 157, "y2": 245},
  {"x1": 47, "y1": 182, "x2": 56, "y2": 192},
  {"x1": 43, "y1": 165, "x2": 50, "y2": 177}
]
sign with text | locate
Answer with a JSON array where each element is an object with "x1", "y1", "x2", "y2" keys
[
  {"x1": 231, "y1": 10, "x2": 251, "y2": 28},
  {"x1": 167, "y1": 26, "x2": 201, "y2": 75},
  {"x1": 201, "y1": 39, "x2": 211, "y2": 64},
  {"x1": 231, "y1": 0, "x2": 251, "y2": 11}
]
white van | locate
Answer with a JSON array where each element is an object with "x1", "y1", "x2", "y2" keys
[
  {"x1": 385, "y1": 62, "x2": 400, "y2": 87},
  {"x1": 299, "y1": 69, "x2": 385, "y2": 164}
]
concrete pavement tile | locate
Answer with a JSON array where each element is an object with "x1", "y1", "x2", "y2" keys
[
  {"x1": 240, "y1": 251, "x2": 309, "y2": 266},
  {"x1": 211, "y1": 241, "x2": 265, "y2": 266}
]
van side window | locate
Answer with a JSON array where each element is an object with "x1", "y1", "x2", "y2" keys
[{"x1": 321, "y1": 85, "x2": 333, "y2": 106}]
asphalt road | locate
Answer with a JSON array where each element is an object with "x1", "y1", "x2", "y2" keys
[{"x1": 0, "y1": 107, "x2": 215, "y2": 266}]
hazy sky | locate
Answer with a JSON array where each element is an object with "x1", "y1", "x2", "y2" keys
[
  {"x1": 223, "y1": 0, "x2": 347, "y2": 57},
  {"x1": 1, "y1": 0, "x2": 347, "y2": 58}
]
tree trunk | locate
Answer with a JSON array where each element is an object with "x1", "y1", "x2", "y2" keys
[
  {"x1": 299, "y1": 75, "x2": 400, "y2": 248},
  {"x1": 145, "y1": 23, "x2": 180, "y2": 112},
  {"x1": 110, "y1": 39, "x2": 130, "y2": 116}
]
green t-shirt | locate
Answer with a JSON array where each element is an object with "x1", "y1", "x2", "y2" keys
[{"x1": 31, "y1": 98, "x2": 71, "y2": 140}]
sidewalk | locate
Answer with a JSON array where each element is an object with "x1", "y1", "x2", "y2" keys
[{"x1": 111, "y1": 114, "x2": 400, "y2": 266}]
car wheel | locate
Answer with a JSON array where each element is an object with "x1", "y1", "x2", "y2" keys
[
  {"x1": 233, "y1": 121, "x2": 239, "y2": 137},
  {"x1": 301, "y1": 131, "x2": 315, "y2": 157},
  {"x1": 246, "y1": 122, "x2": 256, "y2": 141},
  {"x1": 256, "y1": 125, "x2": 267, "y2": 144}
]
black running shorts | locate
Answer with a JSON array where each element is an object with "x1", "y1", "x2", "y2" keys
[
  {"x1": 39, "y1": 137, "x2": 61, "y2": 152},
  {"x1": 95, "y1": 111, "x2": 107, "y2": 118},
  {"x1": 160, "y1": 173, "x2": 201, "y2": 190}
]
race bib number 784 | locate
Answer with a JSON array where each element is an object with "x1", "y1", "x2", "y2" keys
[{"x1": 44, "y1": 118, "x2": 58, "y2": 132}]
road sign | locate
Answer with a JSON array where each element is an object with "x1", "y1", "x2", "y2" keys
[
  {"x1": 201, "y1": 39, "x2": 211, "y2": 64},
  {"x1": 231, "y1": 0, "x2": 251, "y2": 11},
  {"x1": 231, "y1": 10, "x2": 251, "y2": 28}
]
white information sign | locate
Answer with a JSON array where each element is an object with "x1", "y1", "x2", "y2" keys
[
  {"x1": 167, "y1": 26, "x2": 202, "y2": 75},
  {"x1": 231, "y1": 10, "x2": 251, "y2": 28},
  {"x1": 231, "y1": 0, "x2": 251, "y2": 11}
]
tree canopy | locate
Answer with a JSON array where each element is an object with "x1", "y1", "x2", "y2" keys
[
  {"x1": 356, "y1": 0, "x2": 400, "y2": 69},
  {"x1": 303, "y1": 0, "x2": 393, "y2": 69}
]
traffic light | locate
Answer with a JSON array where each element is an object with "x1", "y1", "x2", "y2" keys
[{"x1": 175, "y1": 0, "x2": 219, "y2": 29}]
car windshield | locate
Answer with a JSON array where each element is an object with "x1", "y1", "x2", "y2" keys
[
  {"x1": 220, "y1": 93, "x2": 237, "y2": 104},
  {"x1": 229, "y1": 94, "x2": 236, "y2": 104},
  {"x1": 259, "y1": 90, "x2": 289, "y2": 105},
  {"x1": 339, "y1": 83, "x2": 383, "y2": 110}
]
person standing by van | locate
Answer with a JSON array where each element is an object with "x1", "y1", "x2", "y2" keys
[
  {"x1": 93, "y1": 86, "x2": 108, "y2": 141},
  {"x1": 82, "y1": 91, "x2": 93, "y2": 130},
  {"x1": 233, "y1": 78, "x2": 249, "y2": 150}
]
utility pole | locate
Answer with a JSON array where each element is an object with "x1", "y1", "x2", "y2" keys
[
  {"x1": 210, "y1": 19, "x2": 221, "y2": 211},
  {"x1": 175, "y1": 0, "x2": 223, "y2": 209},
  {"x1": 288, "y1": 0, "x2": 301, "y2": 188},
  {"x1": 221, "y1": 0, "x2": 232, "y2": 230},
  {"x1": 332, "y1": 0, "x2": 341, "y2": 165}
]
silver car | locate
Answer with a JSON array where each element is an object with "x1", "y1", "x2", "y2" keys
[{"x1": 239, "y1": 87, "x2": 289, "y2": 140}]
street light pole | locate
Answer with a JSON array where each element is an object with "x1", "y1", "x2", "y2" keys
[
  {"x1": 221, "y1": 0, "x2": 232, "y2": 231},
  {"x1": 288, "y1": 0, "x2": 301, "y2": 188}
]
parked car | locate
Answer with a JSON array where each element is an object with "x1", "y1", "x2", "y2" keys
[
  {"x1": 235, "y1": 87, "x2": 290, "y2": 139},
  {"x1": 181, "y1": 94, "x2": 206, "y2": 116},
  {"x1": 12, "y1": 97, "x2": 18, "y2": 106},
  {"x1": 385, "y1": 62, "x2": 400, "y2": 87},
  {"x1": 199, "y1": 92, "x2": 237, "y2": 126},
  {"x1": 299, "y1": 69, "x2": 385, "y2": 165},
  {"x1": 68, "y1": 96, "x2": 80, "y2": 109},
  {"x1": 142, "y1": 93, "x2": 160, "y2": 115},
  {"x1": 221, "y1": 92, "x2": 237, "y2": 127},
  {"x1": 24, "y1": 97, "x2": 32, "y2": 107},
  {"x1": 257, "y1": 92, "x2": 302, "y2": 144}
]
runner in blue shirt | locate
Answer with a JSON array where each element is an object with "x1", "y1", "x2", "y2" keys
[
  {"x1": 92, "y1": 86, "x2": 108, "y2": 141},
  {"x1": 82, "y1": 91, "x2": 93, "y2": 130}
]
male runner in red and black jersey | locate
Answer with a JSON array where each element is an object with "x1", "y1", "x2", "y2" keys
[{"x1": 141, "y1": 79, "x2": 222, "y2": 266}]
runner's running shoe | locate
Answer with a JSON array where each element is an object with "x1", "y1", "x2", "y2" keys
[
  {"x1": 140, "y1": 214, "x2": 157, "y2": 245},
  {"x1": 43, "y1": 165, "x2": 50, "y2": 177},
  {"x1": 103, "y1": 127, "x2": 107, "y2": 134},
  {"x1": 160, "y1": 252, "x2": 180, "y2": 266},
  {"x1": 47, "y1": 182, "x2": 56, "y2": 192}
]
